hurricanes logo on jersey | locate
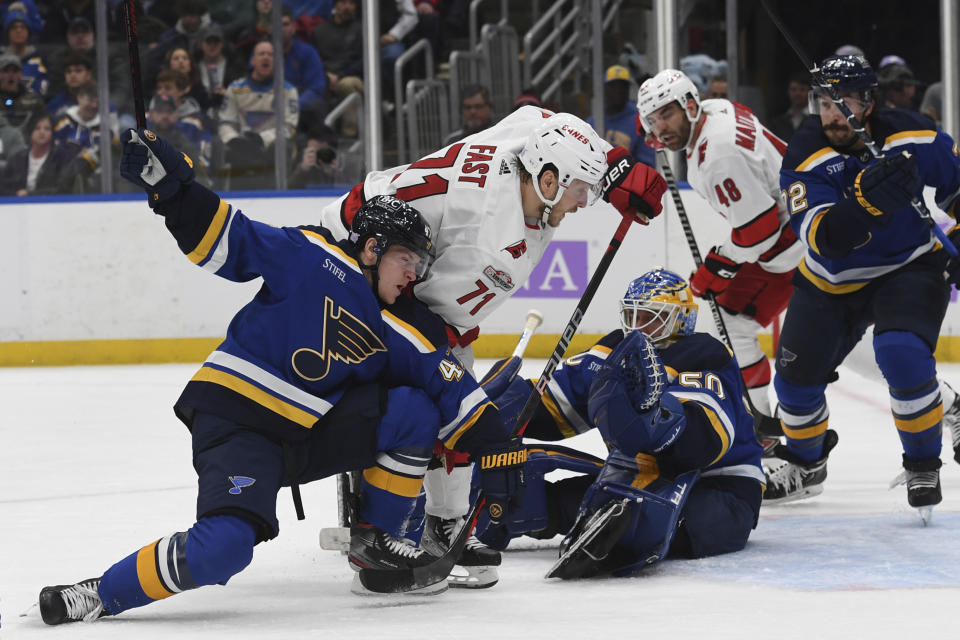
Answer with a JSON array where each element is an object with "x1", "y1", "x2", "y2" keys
[
  {"x1": 503, "y1": 240, "x2": 527, "y2": 259},
  {"x1": 483, "y1": 265, "x2": 514, "y2": 291},
  {"x1": 292, "y1": 297, "x2": 386, "y2": 381}
]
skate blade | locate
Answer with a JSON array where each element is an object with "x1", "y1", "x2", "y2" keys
[
  {"x1": 319, "y1": 526, "x2": 350, "y2": 552},
  {"x1": 447, "y1": 564, "x2": 499, "y2": 589},
  {"x1": 350, "y1": 573, "x2": 448, "y2": 596},
  {"x1": 762, "y1": 484, "x2": 824, "y2": 505},
  {"x1": 917, "y1": 506, "x2": 934, "y2": 526}
]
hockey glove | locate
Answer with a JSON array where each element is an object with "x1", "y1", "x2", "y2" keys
[
  {"x1": 853, "y1": 151, "x2": 921, "y2": 227},
  {"x1": 600, "y1": 146, "x2": 667, "y2": 225},
  {"x1": 119, "y1": 128, "x2": 195, "y2": 208},
  {"x1": 689, "y1": 248, "x2": 740, "y2": 297},
  {"x1": 478, "y1": 356, "x2": 522, "y2": 400},
  {"x1": 478, "y1": 438, "x2": 527, "y2": 525}
]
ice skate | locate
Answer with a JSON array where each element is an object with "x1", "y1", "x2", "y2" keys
[
  {"x1": 421, "y1": 514, "x2": 501, "y2": 588},
  {"x1": 763, "y1": 429, "x2": 838, "y2": 504},
  {"x1": 38, "y1": 578, "x2": 106, "y2": 625},
  {"x1": 889, "y1": 456, "x2": 942, "y2": 526},
  {"x1": 348, "y1": 523, "x2": 447, "y2": 595},
  {"x1": 941, "y1": 381, "x2": 960, "y2": 464}
]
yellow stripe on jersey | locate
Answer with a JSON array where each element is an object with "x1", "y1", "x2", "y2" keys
[
  {"x1": 191, "y1": 366, "x2": 319, "y2": 428},
  {"x1": 895, "y1": 404, "x2": 943, "y2": 434},
  {"x1": 540, "y1": 387, "x2": 579, "y2": 439},
  {"x1": 795, "y1": 147, "x2": 838, "y2": 172},
  {"x1": 381, "y1": 309, "x2": 436, "y2": 353},
  {"x1": 783, "y1": 418, "x2": 828, "y2": 440},
  {"x1": 136, "y1": 540, "x2": 174, "y2": 601},
  {"x1": 679, "y1": 397, "x2": 731, "y2": 465},
  {"x1": 798, "y1": 257, "x2": 870, "y2": 294},
  {"x1": 187, "y1": 199, "x2": 231, "y2": 264},
  {"x1": 362, "y1": 466, "x2": 424, "y2": 498},
  {"x1": 884, "y1": 129, "x2": 937, "y2": 147},
  {"x1": 443, "y1": 401, "x2": 496, "y2": 449},
  {"x1": 807, "y1": 208, "x2": 829, "y2": 256},
  {"x1": 300, "y1": 228, "x2": 360, "y2": 269}
]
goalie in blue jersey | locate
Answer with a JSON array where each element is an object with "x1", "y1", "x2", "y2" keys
[
  {"x1": 474, "y1": 268, "x2": 765, "y2": 578},
  {"x1": 36, "y1": 129, "x2": 516, "y2": 624}
]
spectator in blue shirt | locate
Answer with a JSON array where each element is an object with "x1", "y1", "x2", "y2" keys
[
  {"x1": 588, "y1": 64, "x2": 655, "y2": 168},
  {"x1": 280, "y1": 7, "x2": 326, "y2": 124}
]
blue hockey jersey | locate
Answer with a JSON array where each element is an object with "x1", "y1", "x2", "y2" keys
[
  {"x1": 518, "y1": 330, "x2": 764, "y2": 485},
  {"x1": 168, "y1": 187, "x2": 503, "y2": 452},
  {"x1": 781, "y1": 108, "x2": 960, "y2": 295}
]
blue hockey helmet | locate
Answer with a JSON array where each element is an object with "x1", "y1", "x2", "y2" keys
[
  {"x1": 816, "y1": 55, "x2": 877, "y2": 99},
  {"x1": 349, "y1": 195, "x2": 435, "y2": 279},
  {"x1": 620, "y1": 268, "x2": 698, "y2": 345}
]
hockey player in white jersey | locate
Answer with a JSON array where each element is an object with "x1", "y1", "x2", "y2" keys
[
  {"x1": 319, "y1": 107, "x2": 668, "y2": 586},
  {"x1": 637, "y1": 69, "x2": 802, "y2": 429}
]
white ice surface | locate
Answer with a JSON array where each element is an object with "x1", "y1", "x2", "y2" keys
[{"x1": 3, "y1": 360, "x2": 960, "y2": 639}]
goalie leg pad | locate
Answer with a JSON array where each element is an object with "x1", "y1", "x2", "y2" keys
[{"x1": 668, "y1": 476, "x2": 761, "y2": 559}]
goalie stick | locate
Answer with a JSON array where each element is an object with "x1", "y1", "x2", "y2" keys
[
  {"x1": 760, "y1": 0, "x2": 958, "y2": 260},
  {"x1": 656, "y1": 149, "x2": 782, "y2": 449},
  {"x1": 320, "y1": 310, "x2": 544, "y2": 553}
]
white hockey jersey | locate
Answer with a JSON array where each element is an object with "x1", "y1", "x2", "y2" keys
[
  {"x1": 320, "y1": 106, "x2": 607, "y2": 334},
  {"x1": 684, "y1": 99, "x2": 802, "y2": 273}
]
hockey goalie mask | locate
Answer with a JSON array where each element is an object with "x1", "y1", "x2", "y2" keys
[
  {"x1": 619, "y1": 268, "x2": 698, "y2": 345},
  {"x1": 637, "y1": 69, "x2": 702, "y2": 148},
  {"x1": 519, "y1": 113, "x2": 608, "y2": 216}
]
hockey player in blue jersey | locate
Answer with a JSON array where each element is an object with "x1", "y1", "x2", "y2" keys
[
  {"x1": 766, "y1": 55, "x2": 960, "y2": 522},
  {"x1": 36, "y1": 129, "x2": 515, "y2": 624},
  {"x1": 475, "y1": 268, "x2": 764, "y2": 578}
]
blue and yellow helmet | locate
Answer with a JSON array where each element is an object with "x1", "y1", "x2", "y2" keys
[{"x1": 620, "y1": 267, "x2": 699, "y2": 345}]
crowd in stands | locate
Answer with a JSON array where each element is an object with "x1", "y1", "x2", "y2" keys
[{"x1": 0, "y1": 0, "x2": 474, "y2": 195}]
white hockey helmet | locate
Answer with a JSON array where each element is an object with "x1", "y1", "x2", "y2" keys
[
  {"x1": 636, "y1": 69, "x2": 702, "y2": 143},
  {"x1": 519, "y1": 113, "x2": 608, "y2": 212}
]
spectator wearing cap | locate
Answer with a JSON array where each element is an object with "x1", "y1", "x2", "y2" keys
[
  {"x1": 194, "y1": 22, "x2": 244, "y2": 119},
  {"x1": 768, "y1": 71, "x2": 810, "y2": 143},
  {"x1": 442, "y1": 83, "x2": 494, "y2": 146},
  {"x1": 587, "y1": 64, "x2": 655, "y2": 168},
  {"x1": 877, "y1": 56, "x2": 919, "y2": 110},
  {"x1": 1, "y1": 5, "x2": 47, "y2": 96},
  {"x1": 2, "y1": 1, "x2": 42, "y2": 34},
  {"x1": 45, "y1": 51, "x2": 92, "y2": 117},
  {"x1": 0, "y1": 111, "x2": 76, "y2": 195},
  {"x1": 218, "y1": 39, "x2": 299, "y2": 189},
  {"x1": 312, "y1": 0, "x2": 363, "y2": 137},
  {"x1": 0, "y1": 51, "x2": 43, "y2": 128},
  {"x1": 145, "y1": 92, "x2": 210, "y2": 185}
]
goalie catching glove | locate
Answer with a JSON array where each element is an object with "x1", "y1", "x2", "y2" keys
[
  {"x1": 119, "y1": 128, "x2": 196, "y2": 209},
  {"x1": 689, "y1": 248, "x2": 740, "y2": 298},
  {"x1": 588, "y1": 330, "x2": 685, "y2": 455},
  {"x1": 600, "y1": 146, "x2": 667, "y2": 225}
]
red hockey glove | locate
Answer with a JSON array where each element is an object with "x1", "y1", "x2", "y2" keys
[
  {"x1": 600, "y1": 146, "x2": 667, "y2": 225},
  {"x1": 689, "y1": 248, "x2": 741, "y2": 298}
]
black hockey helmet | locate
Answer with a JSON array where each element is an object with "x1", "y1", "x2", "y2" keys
[
  {"x1": 817, "y1": 55, "x2": 878, "y2": 100},
  {"x1": 349, "y1": 195, "x2": 435, "y2": 279}
]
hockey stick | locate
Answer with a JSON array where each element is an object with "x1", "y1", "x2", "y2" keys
[
  {"x1": 120, "y1": 0, "x2": 146, "y2": 128},
  {"x1": 512, "y1": 215, "x2": 634, "y2": 437},
  {"x1": 760, "y1": 0, "x2": 958, "y2": 259},
  {"x1": 319, "y1": 309, "x2": 545, "y2": 553},
  {"x1": 656, "y1": 150, "x2": 781, "y2": 440}
]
